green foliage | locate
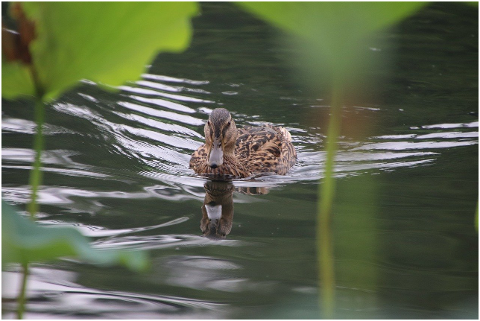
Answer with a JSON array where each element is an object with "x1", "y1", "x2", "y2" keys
[
  {"x1": 1, "y1": 1, "x2": 200, "y2": 272},
  {"x1": 2, "y1": 201, "x2": 149, "y2": 272},
  {"x1": 237, "y1": 2, "x2": 426, "y2": 80},
  {"x1": 2, "y1": 62, "x2": 36, "y2": 99},
  {"x1": 3, "y1": 2, "x2": 199, "y2": 101},
  {"x1": 238, "y1": 2, "x2": 425, "y2": 41}
]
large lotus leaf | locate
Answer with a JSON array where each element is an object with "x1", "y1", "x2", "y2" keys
[
  {"x1": 2, "y1": 201, "x2": 149, "y2": 272},
  {"x1": 237, "y1": 2, "x2": 426, "y2": 78},
  {"x1": 3, "y1": 2, "x2": 198, "y2": 101}
]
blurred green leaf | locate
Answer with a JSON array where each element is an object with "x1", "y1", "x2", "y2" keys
[
  {"x1": 237, "y1": 2, "x2": 426, "y2": 79},
  {"x1": 4, "y1": 2, "x2": 198, "y2": 101},
  {"x1": 238, "y1": 2, "x2": 426, "y2": 40},
  {"x1": 2, "y1": 201, "x2": 149, "y2": 272},
  {"x1": 2, "y1": 62, "x2": 36, "y2": 99}
]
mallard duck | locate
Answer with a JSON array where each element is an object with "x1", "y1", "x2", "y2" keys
[{"x1": 190, "y1": 108, "x2": 297, "y2": 179}]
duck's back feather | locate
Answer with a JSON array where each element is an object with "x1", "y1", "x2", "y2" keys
[{"x1": 236, "y1": 124, "x2": 296, "y2": 175}]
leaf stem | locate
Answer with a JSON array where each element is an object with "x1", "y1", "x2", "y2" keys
[
  {"x1": 16, "y1": 263, "x2": 29, "y2": 319},
  {"x1": 26, "y1": 98, "x2": 45, "y2": 218},
  {"x1": 317, "y1": 79, "x2": 343, "y2": 318},
  {"x1": 19, "y1": 65, "x2": 46, "y2": 318}
]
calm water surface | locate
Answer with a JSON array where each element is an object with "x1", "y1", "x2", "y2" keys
[{"x1": 2, "y1": 3, "x2": 478, "y2": 319}]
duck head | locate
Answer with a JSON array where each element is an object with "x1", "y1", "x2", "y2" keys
[{"x1": 204, "y1": 108, "x2": 238, "y2": 169}]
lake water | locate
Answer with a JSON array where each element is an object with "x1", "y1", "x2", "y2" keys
[{"x1": 2, "y1": 2, "x2": 478, "y2": 319}]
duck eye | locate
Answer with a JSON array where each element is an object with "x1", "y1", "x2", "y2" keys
[
  {"x1": 227, "y1": 121, "x2": 231, "y2": 127},
  {"x1": 207, "y1": 120, "x2": 211, "y2": 126}
]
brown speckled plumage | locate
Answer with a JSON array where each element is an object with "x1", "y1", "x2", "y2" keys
[{"x1": 190, "y1": 108, "x2": 297, "y2": 180}]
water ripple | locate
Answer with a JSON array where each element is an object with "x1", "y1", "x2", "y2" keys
[
  {"x1": 3, "y1": 73, "x2": 478, "y2": 198},
  {"x1": 127, "y1": 95, "x2": 197, "y2": 113},
  {"x1": 117, "y1": 101, "x2": 205, "y2": 126},
  {"x1": 93, "y1": 234, "x2": 241, "y2": 250},
  {"x1": 118, "y1": 85, "x2": 215, "y2": 104},
  {"x1": 142, "y1": 73, "x2": 210, "y2": 85}
]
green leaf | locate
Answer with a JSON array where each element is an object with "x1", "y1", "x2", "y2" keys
[
  {"x1": 2, "y1": 61, "x2": 36, "y2": 100},
  {"x1": 237, "y1": 2, "x2": 426, "y2": 80},
  {"x1": 7, "y1": 2, "x2": 198, "y2": 101},
  {"x1": 2, "y1": 201, "x2": 149, "y2": 272},
  {"x1": 238, "y1": 2, "x2": 426, "y2": 40}
]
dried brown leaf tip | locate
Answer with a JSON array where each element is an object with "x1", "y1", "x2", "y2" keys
[{"x1": 2, "y1": 3, "x2": 36, "y2": 64}]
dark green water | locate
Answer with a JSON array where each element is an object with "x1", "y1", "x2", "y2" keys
[{"x1": 2, "y1": 3, "x2": 478, "y2": 319}]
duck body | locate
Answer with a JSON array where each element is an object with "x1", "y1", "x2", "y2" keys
[{"x1": 190, "y1": 108, "x2": 296, "y2": 180}]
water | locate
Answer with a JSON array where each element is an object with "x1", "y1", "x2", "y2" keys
[{"x1": 2, "y1": 2, "x2": 478, "y2": 319}]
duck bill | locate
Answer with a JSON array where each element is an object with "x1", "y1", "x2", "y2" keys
[{"x1": 208, "y1": 138, "x2": 223, "y2": 168}]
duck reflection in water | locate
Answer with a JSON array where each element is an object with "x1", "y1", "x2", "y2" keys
[
  {"x1": 201, "y1": 181, "x2": 235, "y2": 239},
  {"x1": 200, "y1": 181, "x2": 269, "y2": 239}
]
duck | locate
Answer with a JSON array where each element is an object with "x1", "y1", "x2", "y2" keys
[{"x1": 189, "y1": 108, "x2": 297, "y2": 179}]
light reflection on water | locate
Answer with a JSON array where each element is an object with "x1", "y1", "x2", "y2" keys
[{"x1": 3, "y1": 268, "x2": 228, "y2": 319}]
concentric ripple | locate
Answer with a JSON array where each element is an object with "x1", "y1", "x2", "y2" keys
[{"x1": 3, "y1": 72, "x2": 478, "y2": 200}]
